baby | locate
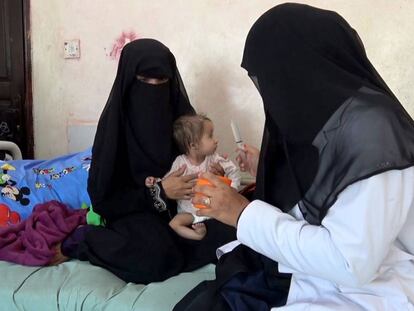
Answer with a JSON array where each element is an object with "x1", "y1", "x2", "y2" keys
[{"x1": 166, "y1": 114, "x2": 240, "y2": 240}]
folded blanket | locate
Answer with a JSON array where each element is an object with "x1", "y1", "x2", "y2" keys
[{"x1": 0, "y1": 200, "x2": 86, "y2": 266}]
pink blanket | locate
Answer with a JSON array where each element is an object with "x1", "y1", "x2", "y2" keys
[{"x1": 0, "y1": 201, "x2": 86, "y2": 266}]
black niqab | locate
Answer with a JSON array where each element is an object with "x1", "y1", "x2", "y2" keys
[
  {"x1": 88, "y1": 39, "x2": 194, "y2": 219},
  {"x1": 242, "y1": 3, "x2": 414, "y2": 224}
]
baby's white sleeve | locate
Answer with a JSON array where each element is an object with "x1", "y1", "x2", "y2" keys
[
  {"x1": 215, "y1": 154, "x2": 241, "y2": 190},
  {"x1": 163, "y1": 155, "x2": 185, "y2": 178}
]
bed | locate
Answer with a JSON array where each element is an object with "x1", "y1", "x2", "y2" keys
[
  {"x1": 0, "y1": 260, "x2": 214, "y2": 311},
  {"x1": 0, "y1": 141, "x2": 22, "y2": 161},
  {"x1": 0, "y1": 141, "x2": 218, "y2": 310},
  {"x1": 0, "y1": 141, "x2": 259, "y2": 311}
]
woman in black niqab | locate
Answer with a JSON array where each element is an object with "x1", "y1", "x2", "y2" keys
[
  {"x1": 175, "y1": 3, "x2": 414, "y2": 311},
  {"x1": 88, "y1": 38, "x2": 193, "y2": 221},
  {"x1": 243, "y1": 3, "x2": 413, "y2": 224},
  {"x1": 63, "y1": 39, "x2": 236, "y2": 284}
]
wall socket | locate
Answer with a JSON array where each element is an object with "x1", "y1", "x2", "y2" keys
[{"x1": 64, "y1": 39, "x2": 80, "y2": 59}]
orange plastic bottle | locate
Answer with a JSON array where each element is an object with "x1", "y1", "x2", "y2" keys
[{"x1": 194, "y1": 176, "x2": 232, "y2": 209}]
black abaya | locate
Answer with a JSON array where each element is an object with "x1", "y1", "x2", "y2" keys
[{"x1": 64, "y1": 39, "x2": 236, "y2": 284}]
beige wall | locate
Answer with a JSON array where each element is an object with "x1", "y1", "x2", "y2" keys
[{"x1": 31, "y1": 0, "x2": 414, "y2": 158}]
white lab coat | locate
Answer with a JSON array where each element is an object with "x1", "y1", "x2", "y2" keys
[{"x1": 234, "y1": 167, "x2": 414, "y2": 310}]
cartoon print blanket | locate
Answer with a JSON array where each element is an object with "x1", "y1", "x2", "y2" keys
[{"x1": 0, "y1": 148, "x2": 91, "y2": 227}]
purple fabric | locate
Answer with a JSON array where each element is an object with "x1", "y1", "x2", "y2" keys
[
  {"x1": 61, "y1": 224, "x2": 92, "y2": 258},
  {"x1": 0, "y1": 200, "x2": 86, "y2": 266}
]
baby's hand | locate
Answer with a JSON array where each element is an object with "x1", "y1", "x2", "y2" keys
[
  {"x1": 145, "y1": 176, "x2": 156, "y2": 187},
  {"x1": 209, "y1": 162, "x2": 225, "y2": 176}
]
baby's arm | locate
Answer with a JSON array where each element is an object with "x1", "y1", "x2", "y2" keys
[
  {"x1": 163, "y1": 155, "x2": 185, "y2": 178},
  {"x1": 169, "y1": 213, "x2": 207, "y2": 240},
  {"x1": 215, "y1": 154, "x2": 241, "y2": 190}
]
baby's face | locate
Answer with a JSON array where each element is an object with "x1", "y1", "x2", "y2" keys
[{"x1": 198, "y1": 121, "x2": 218, "y2": 156}]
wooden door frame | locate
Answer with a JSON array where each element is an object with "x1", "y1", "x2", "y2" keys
[{"x1": 22, "y1": 0, "x2": 33, "y2": 158}]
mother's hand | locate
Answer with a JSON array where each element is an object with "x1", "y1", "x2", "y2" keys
[
  {"x1": 162, "y1": 165, "x2": 197, "y2": 200},
  {"x1": 192, "y1": 172, "x2": 250, "y2": 228}
]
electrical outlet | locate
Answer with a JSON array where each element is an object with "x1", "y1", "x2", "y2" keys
[{"x1": 64, "y1": 39, "x2": 80, "y2": 59}]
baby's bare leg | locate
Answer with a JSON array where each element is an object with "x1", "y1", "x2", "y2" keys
[{"x1": 169, "y1": 213, "x2": 207, "y2": 240}]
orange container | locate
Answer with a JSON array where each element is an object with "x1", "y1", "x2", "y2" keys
[{"x1": 194, "y1": 176, "x2": 232, "y2": 209}]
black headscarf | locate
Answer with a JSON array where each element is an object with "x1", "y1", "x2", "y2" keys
[
  {"x1": 242, "y1": 3, "x2": 414, "y2": 224},
  {"x1": 88, "y1": 39, "x2": 194, "y2": 218}
]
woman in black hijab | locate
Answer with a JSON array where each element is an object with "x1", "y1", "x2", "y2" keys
[
  {"x1": 175, "y1": 3, "x2": 414, "y2": 311},
  {"x1": 63, "y1": 39, "x2": 235, "y2": 284}
]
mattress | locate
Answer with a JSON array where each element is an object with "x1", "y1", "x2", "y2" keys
[{"x1": 0, "y1": 260, "x2": 214, "y2": 311}]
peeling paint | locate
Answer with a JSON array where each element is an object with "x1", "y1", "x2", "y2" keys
[{"x1": 109, "y1": 31, "x2": 139, "y2": 61}]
